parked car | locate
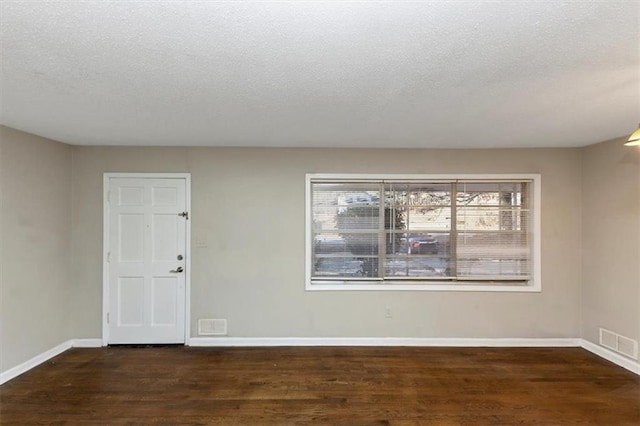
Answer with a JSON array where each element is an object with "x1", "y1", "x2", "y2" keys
[
  {"x1": 343, "y1": 193, "x2": 379, "y2": 205},
  {"x1": 407, "y1": 234, "x2": 438, "y2": 254},
  {"x1": 314, "y1": 257, "x2": 365, "y2": 277},
  {"x1": 314, "y1": 237, "x2": 350, "y2": 254},
  {"x1": 315, "y1": 235, "x2": 378, "y2": 256}
]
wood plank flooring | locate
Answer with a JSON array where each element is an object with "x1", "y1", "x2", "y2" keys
[{"x1": 0, "y1": 346, "x2": 638, "y2": 424}]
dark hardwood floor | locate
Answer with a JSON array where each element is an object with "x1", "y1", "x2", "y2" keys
[{"x1": 0, "y1": 346, "x2": 638, "y2": 425}]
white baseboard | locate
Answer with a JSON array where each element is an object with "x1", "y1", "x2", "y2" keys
[
  {"x1": 189, "y1": 337, "x2": 581, "y2": 348},
  {"x1": 0, "y1": 338, "x2": 103, "y2": 385},
  {"x1": 73, "y1": 338, "x2": 103, "y2": 348},
  {"x1": 0, "y1": 340, "x2": 73, "y2": 385},
  {"x1": 581, "y1": 339, "x2": 640, "y2": 375}
]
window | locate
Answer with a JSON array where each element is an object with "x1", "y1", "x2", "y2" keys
[{"x1": 306, "y1": 174, "x2": 541, "y2": 292}]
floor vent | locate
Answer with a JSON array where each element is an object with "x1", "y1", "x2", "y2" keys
[
  {"x1": 599, "y1": 328, "x2": 638, "y2": 360},
  {"x1": 198, "y1": 319, "x2": 227, "y2": 336}
]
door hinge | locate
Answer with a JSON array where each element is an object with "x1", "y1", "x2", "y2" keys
[
  {"x1": 107, "y1": 312, "x2": 110, "y2": 324},
  {"x1": 107, "y1": 191, "x2": 111, "y2": 203},
  {"x1": 178, "y1": 212, "x2": 189, "y2": 220},
  {"x1": 107, "y1": 252, "x2": 111, "y2": 263}
]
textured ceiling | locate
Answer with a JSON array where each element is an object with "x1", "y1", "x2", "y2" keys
[{"x1": 0, "y1": 1, "x2": 639, "y2": 148}]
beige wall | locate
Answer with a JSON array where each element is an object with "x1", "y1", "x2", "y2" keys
[
  {"x1": 0, "y1": 126, "x2": 74, "y2": 372},
  {"x1": 582, "y1": 137, "x2": 640, "y2": 365},
  {"x1": 71, "y1": 146, "x2": 582, "y2": 339}
]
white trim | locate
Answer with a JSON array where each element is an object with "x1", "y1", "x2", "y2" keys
[
  {"x1": 73, "y1": 338, "x2": 103, "y2": 348},
  {"x1": 0, "y1": 340, "x2": 73, "y2": 385},
  {"x1": 581, "y1": 339, "x2": 640, "y2": 375},
  {"x1": 305, "y1": 173, "x2": 542, "y2": 292},
  {"x1": 308, "y1": 173, "x2": 541, "y2": 181},
  {"x1": 532, "y1": 174, "x2": 542, "y2": 292},
  {"x1": 305, "y1": 173, "x2": 313, "y2": 291},
  {"x1": 190, "y1": 337, "x2": 580, "y2": 347},
  {"x1": 306, "y1": 283, "x2": 540, "y2": 292},
  {"x1": 102, "y1": 173, "x2": 192, "y2": 346},
  {"x1": 184, "y1": 174, "x2": 192, "y2": 345},
  {"x1": 103, "y1": 173, "x2": 193, "y2": 179},
  {"x1": 102, "y1": 174, "x2": 110, "y2": 345}
]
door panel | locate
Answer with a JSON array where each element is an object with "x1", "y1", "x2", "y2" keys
[
  {"x1": 119, "y1": 214, "x2": 144, "y2": 262},
  {"x1": 152, "y1": 214, "x2": 178, "y2": 261},
  {"x1": 108, "y1": 177, "x2": 187, "y2": 344},
  {"x1": 118, "y1": 186, "x2": 145, "y2": 206},
  {"x1": 151, "y1": 277, "x2": 178, "y2": 326},
  {"x1": 152, "y1": 186, "x2": 178, "y2": 206},
  {"x1": 118, "y1": 277, "x2": 145, "y2": 326}
]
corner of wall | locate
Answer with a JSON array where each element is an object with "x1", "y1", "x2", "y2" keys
[
  {"x1": 0, "y1": 127, "x2": 76, "y2": 373},
  {"x1": 579, "y1": 136, "x2": 640, "y2": 348},
  {"x1": 579, "y1": 144, "x2": 587, "y2": 341}
]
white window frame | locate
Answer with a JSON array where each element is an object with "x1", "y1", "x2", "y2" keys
[{"x1": 305, "y1": 173, "x2": 541, "y2": 292}]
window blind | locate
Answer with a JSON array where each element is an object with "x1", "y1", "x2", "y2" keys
[{"x1": 310, "y1": 178, "x2": 534, "y2": 284}]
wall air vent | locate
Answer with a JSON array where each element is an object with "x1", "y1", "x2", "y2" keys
[
  {"x1": 198, "y1": 318, "x2": 227, "y2": 336},
  {"x1": 599, "y1": 328, "x2": 638, "y2": 360}
]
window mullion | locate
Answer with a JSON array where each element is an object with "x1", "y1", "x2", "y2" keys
[
  {"x1": 378, "y1": 182, "x2": 386, "y2": 279},
  {"x1": 450, "y1": 182, "x2": 458, "y2": 279}
]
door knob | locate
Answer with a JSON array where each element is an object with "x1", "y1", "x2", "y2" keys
[{"x1": 170, "y1": 266, "x2": 184, "y2": 273}]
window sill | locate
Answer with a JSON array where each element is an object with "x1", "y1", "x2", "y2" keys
[{"x1": 306, "y1": 280, "x2": 541, "y2": 292}]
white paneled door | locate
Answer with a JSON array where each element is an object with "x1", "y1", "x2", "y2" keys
[{"x1": 106, "y1": 176, "x2": 188, "y2": 344}]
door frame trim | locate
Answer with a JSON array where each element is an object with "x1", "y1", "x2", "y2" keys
[{"x1": 102, "y1": 173, "x2": 192, "y2": 346}]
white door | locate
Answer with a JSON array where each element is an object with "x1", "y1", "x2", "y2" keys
[{"x1": 107, "y1": 177, "x2": 188, "y2": 344}]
